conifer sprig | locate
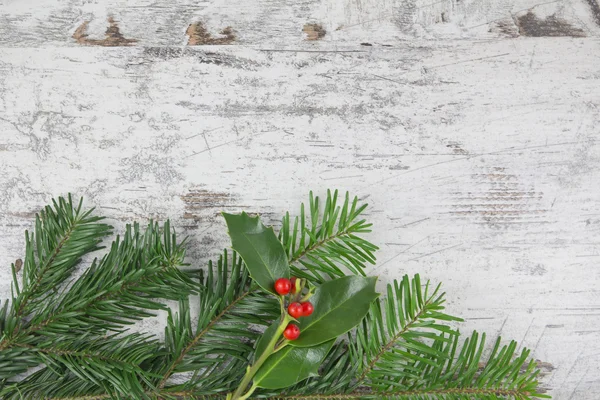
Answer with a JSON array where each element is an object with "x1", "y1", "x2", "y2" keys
[
  {"x1": 354, "y1": 275, "x2": 463, "y2": 387},
  {"x1": 3, "y1": 195, "x2": 112, "y2": 341},
  {"x1": 280, "y1": 190, "x2": 378, "y2": 282},
  {"x1": 0, "y1": 198, "x2": 197, "y2": 397},
  {"x1": 158, "y1": 250, "x2": 279, "y2": 391}
]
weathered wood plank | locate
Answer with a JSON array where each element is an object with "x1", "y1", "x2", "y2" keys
[
  {"x1": 1, "y1": 0, "x2": 599, "y2": 47},
  {"x1": 0, "y1": 37, "x2": 599, "y2": 397}
]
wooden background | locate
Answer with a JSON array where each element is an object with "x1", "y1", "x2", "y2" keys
[{"x1": 1, "y1": 0, "x2": 600, "y2": 397}]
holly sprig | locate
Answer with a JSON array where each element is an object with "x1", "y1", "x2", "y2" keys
[{"x1": 222, "y1": 212, "x2": 379, "y2": 399}]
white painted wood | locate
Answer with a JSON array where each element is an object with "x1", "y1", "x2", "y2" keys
[
  {"x1": 1, "y1": 0, "x2": 599, "y2": 46},
  {"x1": 1, "y1": 0, "x2": 600, "y2": 397}
]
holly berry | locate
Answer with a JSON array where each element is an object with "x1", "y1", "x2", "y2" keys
[
  {"x1": 301, "y1": 302, "x2": 314, "y2": 317},
  {"x1": 274, "y1": 278, "x2": 291, "y2": 295},
  {"x1": 288, "y1": 302, "x2": 303, "y2": 319},
  {"x1": 290, "y1": 277, "x2": 298, "y2": 294},
  {"x1": 283, "y1": 323, "x2": 300, "y2": 340}
]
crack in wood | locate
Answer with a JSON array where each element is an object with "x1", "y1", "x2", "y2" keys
[
  {"x1": 181, "y1": 189, "x2": 234, "y2": 222},
  {"x1": 447, "y1": 167, "x2": 549, "y2": 228}
]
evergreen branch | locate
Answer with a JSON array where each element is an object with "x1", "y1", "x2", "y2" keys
[
  {"x1": 0, "y1": 367, "x2": 106, "y2": 400},
  {"x1": 1, "y1": 333, "x2": 163, "y2": 398},
  {"x1": 159, "y1": 250, "x2": 279, "y2": 390},
  {"x1": 158, "y1": 288, "x2": 253, "y2": 388},
  {"x1": 261, "y1": 386, "x2": 541, "y2": 398},
  {"x1": 355, "y1": 275, "x2": 462, "y2": 387},
  {"x1": 0, "y1": 299, "x2": 7, "y2": 335},
  {"x1": 23, "y1": 221, "x2": 193, "y2": 336},
  {"x1": 259, "y1": 333, "x2": 547, "y2": 400},
  {"x1": 356, "y1": 308, "x2": 426, "y2": 384},
  {"x1": 0, "y1": 218, "x2": 195, "y2": 387},
  {"x1": 46, "y1": 389, "x2": 223, "y2": 400},
  {"x1": 37, "y1": 385, "x2": 542, "y2": 400},
  {"x1": 16, "y1": 342, "x2": 138, "y2": 364},
  {"x1": 15, "y1": 229, "x2": 69, "y2": 317},
  {"x1": 279, "y1": 190, "x2": 378, "y2": 282},
  {"x1": 1, "y1": 195, "x2": 111, "y2": 344},
  {"x1": 357, "y1": 331, "x2": 550, "y2": 399},
  {"x1": 0, "y1": 345, "x2": 41, "y2": 379},
  {"x1": 288, "y1": 230, "x2": 352, "y2": 265}
]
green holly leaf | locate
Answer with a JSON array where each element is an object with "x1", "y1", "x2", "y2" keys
[
  {"x1": 291, "y1": 276, "x2": 379, "y2": 347},
  {"x1": 223, "y1": 212, "x2": 289, "y2": 295},
  {"x1": 254, "y1": 339, "x2": 335, "y2": 389}
]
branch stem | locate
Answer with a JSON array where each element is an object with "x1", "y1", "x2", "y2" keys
[
  {"x1": 357, "y1": 297, "x2": 434, "y2": 383},
  {"x1": 52, "y1": 386, "x2": 538, "y2": 400},
  {"x1": 230, "y1": 313, "x2": 292, "y2": 400},
  {"x1": 0, "y1": 219, "x2": 81, "y2": 351},
  {"x1": 158, "y1": 289, "x2": 254, "y2": 388}
]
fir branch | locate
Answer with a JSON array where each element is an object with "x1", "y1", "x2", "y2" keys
[
  {"x1": 29, "y1": 335, "x2": 159, "y2": 394},
  {"x1": 41, "y1": 385, "x2": 542, "y2": 400},
  {"x1": 47, "y1": 390, "x2": 223, "y2": 400},
  {"x1": 261, "y1": 387, "x2": 540, "y2": 399},
  {"x1": 158, "y1": 250, "x2": 279, "y2": 391},
  {"x1": 259, "y1": 333, "x2": 547, "y2": 400},
  {"x1": 0, "y1": 367, "x2": 105, "y2": 400},
  {"x1": 279, "y1": 190, "x2": 378, "y2": 282},
  {"x1": 1, "y1": 195, "x2": 111, "y2": 346},
  {"x1": 0, "y1": 216, "x2": 195, "y2": 389},
  {"x1": 355, "y1": 275, "x2": 462, "y2": 387},
  {"x1": 288, "y1": 231, "x2": 349, "y2": 265},
  {"x1": 0, "y1": 299, "x2": 8, "y2": 336},
  {"x1": 1, "y1": 333, "x2": 163, "y2": 398},
  {"x1": 158, "y1": 288, "x2": 253, "y2": 388},
  {"x1": 359, "y1": 331, "x2": 550, "y2": 400},
  {"x1": 0, "y1": 346, "x2": 41, "y2": 379},
  {"x1": 21, "y1": 221, "x2": 193, "y2": 337}
]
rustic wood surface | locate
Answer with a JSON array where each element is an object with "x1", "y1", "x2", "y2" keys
[{"x1": 1, "y1": 0, "x2": 600, "y2": 398}]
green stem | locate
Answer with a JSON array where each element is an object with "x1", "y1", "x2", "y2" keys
[
  {"x1": 293, "y1": 279, "x2": 306, "y2": 303},
  {"x1": 237, "y1": 383, "x2": 258, "y2": 400},
  {"x1": 230, "y1": 314, "x2": 292, "y2": 400},
  {"x1": 279, "y1": 296, "x2": 286, "y2": 315}
]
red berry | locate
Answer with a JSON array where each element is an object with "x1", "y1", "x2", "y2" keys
[
  {"x1": 283, "y1": 323, "x2": 300, "y2": 340},
  {"x1": 274, "y1": 278, "x2": 291, "y2": 295},
  {"x1": 288, "y1": 302, "x2": 303, "y2": 319},
  {"x1": 301, "y1": 302, "x2": 314, "y2": 317},
  {"x1": 290, "y1": 277, "x2": 298, "y2": 294}
]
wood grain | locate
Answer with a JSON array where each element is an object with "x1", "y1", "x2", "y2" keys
[
  {"x1": 1, "y1": 0, "x2": 599, "y2": 47},
  {"x1": 1, "y1": 0, "x2": 600, "y2": 397}
]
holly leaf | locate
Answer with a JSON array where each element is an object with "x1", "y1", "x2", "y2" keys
[
  {"x1": 291, "y1": 276, "x2": 379, "y2": 347},
  {"x1": 254, "y1": 339, "x2": 335, "y2": 389},
  {"x1": 223, "y1": 212, "x2": 289, "y2": 295}
]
